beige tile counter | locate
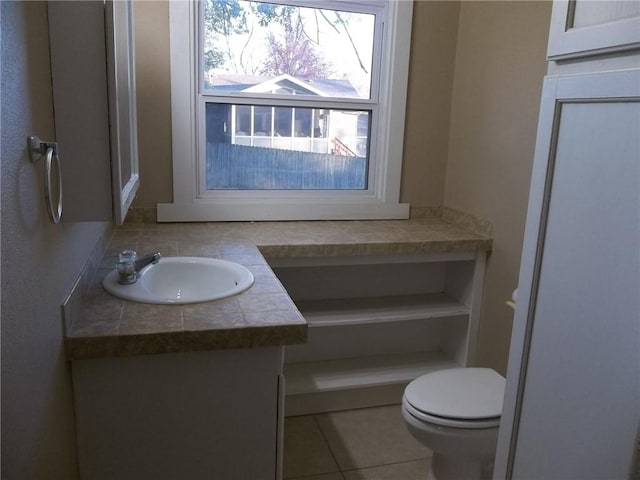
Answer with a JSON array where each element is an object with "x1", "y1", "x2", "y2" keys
[{"x1": 65, "y1": 215, "x2": 492, "y2": 361}]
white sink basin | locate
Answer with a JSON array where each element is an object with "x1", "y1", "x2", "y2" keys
[{"x1": 103, "y1": 256, "x2": 254, "y2": 304}]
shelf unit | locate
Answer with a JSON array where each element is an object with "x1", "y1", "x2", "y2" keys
[
  {"x1": 285, "y1": 351, "x2": 460, "y2": 395},
  {"x1": 270, "y1": 252, "x2": 487, "y2": 416},
  {"x1": 297, "y1": 292, "x2": 469, "y2": 327}
]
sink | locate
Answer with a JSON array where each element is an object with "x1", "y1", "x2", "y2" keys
[{"x1": 103, "y1": 256, "x2": 254, "y2": 304}]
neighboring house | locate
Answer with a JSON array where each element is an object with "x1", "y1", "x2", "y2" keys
[{"x1": 205, "y1": 73, "x2": 368, "y2": 157}]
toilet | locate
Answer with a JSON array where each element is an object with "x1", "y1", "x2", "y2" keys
[{"x1": 402, "y1": 367, "x2": 506, "y2": 480}]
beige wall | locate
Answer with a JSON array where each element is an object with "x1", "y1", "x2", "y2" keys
[
  {"x1": 1, "y1": 2, "x2": 111, "y2": 477},
  {"x1": 133, "y1": 1, "x2": 173, "y2": 207},
  {"x1": 445, "y1": 1, "x2": 552, "y2": 373},
  {"x1": 400, "y1": 1, "x2": 460, "y2": 205}
]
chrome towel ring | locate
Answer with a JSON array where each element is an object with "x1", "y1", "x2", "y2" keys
[{"x1": 27, "y1": 136, "x2": 63, "y2": 224}]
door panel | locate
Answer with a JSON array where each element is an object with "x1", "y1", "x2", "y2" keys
[
  {"x1": 547, "y1": 0, "x2": 640, "y2": 59},
  {"x1": 495, "y1": 69, "x2": 640, "y2": 478}
]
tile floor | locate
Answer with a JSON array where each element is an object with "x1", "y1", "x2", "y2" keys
[{"x1": 283, "y1": 404, "x2": 432, "y2": 480}]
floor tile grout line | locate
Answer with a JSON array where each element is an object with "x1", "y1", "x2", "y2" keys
[
  {"x1": 339, "y1": 456, "x2": 432, "y2": 474},
  {"x1": 285, "y1": 472, "x2": 345, "y2": 480},
  {"x1": 313, "y1": 413, "x2": 346, "y2": 473},
  {"x1": 283, "y1": 415, "x2": 343, "y2": 480},
  {"x1": 288, "y1": 406, "x2": 432, "y2": 478},
  {"x1": 311, "y1": 406, "x2": 433, "y2": 474}
]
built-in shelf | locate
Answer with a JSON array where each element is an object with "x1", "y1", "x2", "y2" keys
[
  {"x1": 276, "y1": 252, "x2": 486, "y2": 415},
  {"x1": 296, "y1": 293, "x2": 469, "y2": 327},
  {"x1": 284, "y1": 351, "x2": 460, "y2": 395},
  {"x1": 267, "y1": 251, "x2": 477, "y2": 268}
]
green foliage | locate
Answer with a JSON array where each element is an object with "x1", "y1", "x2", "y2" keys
[
  {"x1": 255, "y1": 3, "x2": 299, "y2": 31},
  {"x1": 204, "y1": 49, "x2": 225, "y2": 71},
  {"x1": 204, "y1": 0, "x2": 248, "y2": 35}
]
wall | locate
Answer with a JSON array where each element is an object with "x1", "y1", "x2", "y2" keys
[
  {"x1": 444, "y1": 1, "x2": 552, "y2": 373},
  {"x1": 0, "y1": 3, "x2": 111, "y2": 478},
  {"x1": 400, "y1": 1, "x2": 460, "y2": 206},
  {"x1": 132, "y1": 1, "x2": 172, "y2": 207}
]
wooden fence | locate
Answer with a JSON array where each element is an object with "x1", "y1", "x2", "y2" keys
[{"x1": 206, "y1": 143, "x2": 367, "y2": 190}]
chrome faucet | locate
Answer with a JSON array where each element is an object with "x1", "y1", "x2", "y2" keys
[
  {"x1": 116, "y1": 251, "x2": 161, "y2": 285},
  {"x1": 135, "y1": 252, "x2": 162, "y2": 272}
]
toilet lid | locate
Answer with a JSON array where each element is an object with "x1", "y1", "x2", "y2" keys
[{"x1": 404, "y1": 368, "x2": 505, "y2": 421}]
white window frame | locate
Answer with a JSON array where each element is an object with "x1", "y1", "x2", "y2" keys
[{"x1": 158, "y1": 0, "x2": 413, "y2": 222}]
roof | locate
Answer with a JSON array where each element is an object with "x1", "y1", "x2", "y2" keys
[{"x1": 208, "y1": 73, "x2": 361, "y2": 98}]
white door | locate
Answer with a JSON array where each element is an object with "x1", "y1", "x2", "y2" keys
[{"x1": 495, "y1": 69, "x2": 640, "y2": 478}]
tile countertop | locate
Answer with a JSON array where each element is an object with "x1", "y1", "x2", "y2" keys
[{"x1": 65, "y1": 216, "x2": 492, "y2": 361}]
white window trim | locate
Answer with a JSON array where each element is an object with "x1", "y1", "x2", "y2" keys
[{"x1": 158, "y1": 0, "x2": 412, "y2": 222}]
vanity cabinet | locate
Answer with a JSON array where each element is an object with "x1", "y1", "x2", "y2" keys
[
  {"x1": 271, "y1": 252, "x2": 486, "y2": 416},
  {"x1": 72, "y1": 347, "x2": 285, "y2": 480}
]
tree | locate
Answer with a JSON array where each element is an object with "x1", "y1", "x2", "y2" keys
[
  {"x1": 203, "y1": 0, "x2": 368, "y2": 81},
  {"x1": 261, "y1": 17, "x2": 331, "y2": 78},
  {"x1": 204, "y1": 49, "x2": 225, "y2": 72},
  {"x1": 203, "y1": 0, "x2": 248, "y2": 74}
]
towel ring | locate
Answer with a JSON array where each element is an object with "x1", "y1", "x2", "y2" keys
[
  {"x1": 44, "y1": 147, "x2": 63, "y2": 224},
  {"x1": 27, "y1": 136, "x2": 63, "y2": 224}
]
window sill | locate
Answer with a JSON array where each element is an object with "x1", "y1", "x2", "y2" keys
[{"x1": 157, "y1": 198, "x2": 410, "y2": 222}]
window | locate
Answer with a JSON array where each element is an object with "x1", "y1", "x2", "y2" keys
[{"x1": 159, "y1": 0, "x2": 413, "y2": 221}]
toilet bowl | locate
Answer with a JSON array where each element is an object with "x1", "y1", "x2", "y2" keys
[{"x1": 402, "y1": 368, "x2": 505, "y2": 480}]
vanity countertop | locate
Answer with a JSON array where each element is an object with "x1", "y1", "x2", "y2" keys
[{"x1": 66, "y1": 213, "x2": 492, "y2": 361}]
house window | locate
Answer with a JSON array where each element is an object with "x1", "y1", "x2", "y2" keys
[
  {"x1": 206, "y1": 102, "x2": 369, "y2": 189},
  {"x1": 159, "y1": 0, "x2": 413, "y2": 221}
]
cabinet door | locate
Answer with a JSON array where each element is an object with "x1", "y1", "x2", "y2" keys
[
  {"x1": 106, "y1": 0, "x2": 140, "y2": 225},
  {"x1": 47, "y1": 1, "x2": 139, "y2": 224},
  {"x1": 74, "y1": 349, "x2": 283, "y2": 480},
  {"x1": 48, "y1": 2, "x2": 113, "y2": 222},
  {"x1": 547, "y1": 0, "x2": 640, "y2": 60},
  {"x1": 495, "y1": 69, "x2": 640, "y2": 478}
]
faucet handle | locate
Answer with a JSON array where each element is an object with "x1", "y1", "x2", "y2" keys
[
  {"x1": 116, "y1": 250, "x2": 138, "y2": 284},
  {"x1": 119, "y1": 250, "x2": 137, "y2": 263}
]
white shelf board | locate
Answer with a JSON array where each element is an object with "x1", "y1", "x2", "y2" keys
[
  {"x1": 268, "y1": 251, "x2": 476, "y2": 267},
  {"x1": 284, "y1": 351, "x2": 460, "y2": 395},
  {"x1": 296, "y1": 293, "x2": 469, "y2": 327}
]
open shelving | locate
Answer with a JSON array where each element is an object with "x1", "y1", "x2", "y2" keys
[
  {"x1": 298, "y1": 292, "x2": 469, "y2": 327},
  {"x1": 285, "y1": 351, "x2": 460, "y2": 395},
  {"x1": 270, "y1": 252, "x2": 486, "y2": 416}
]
